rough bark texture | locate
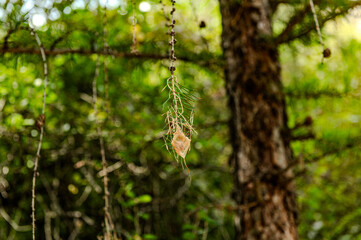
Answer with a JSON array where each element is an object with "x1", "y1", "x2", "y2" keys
[{"x1": 219, "y1": 0, "x2": 298, "y2": 239}]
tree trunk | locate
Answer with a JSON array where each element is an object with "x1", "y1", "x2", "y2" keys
[{"x1": 219, "y1": 0, "x2": 298, "y2": 239}]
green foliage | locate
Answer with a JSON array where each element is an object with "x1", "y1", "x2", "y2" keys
[
  {"x1": 281, "y1": 17, "x2": 361, "y2": 239},
  {"x1": 0, "y1": 0, "x2": 361, "y2": 240}
]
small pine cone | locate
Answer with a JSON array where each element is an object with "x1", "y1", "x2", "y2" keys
[{"x1": 323, "y1": 48, "x2": 331, "y2": 58}]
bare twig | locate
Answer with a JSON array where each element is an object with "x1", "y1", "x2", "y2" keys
[
  {"x1": 275, "y1": 0, "x2": 321, "y2": 44},
  {"x1": 279, "y1": 1, "x2": 361, "y2": 44},
  {"x1": 2, "y1": 28, "x2": 16, "y2": 52},
  {"x1": 201, "y1": 221, "x2": 209, "y2": 240},
  {"x1": 185, "y1": 201, "x2": 260, "y2": 218},
  {"x1": 309, "y1": 0, "x2": 324, "y2": 47},
  {"x1": 92, "y1": 56, "x2": 118, "y2": 240},
  {"x1": 291, "y1": 132, "x2": 315, "y2": 141},
  {"x1": 286, "y1": 89, "x2": 361, "y2": 99},
  {"x1": 30, "y1": 28, "x2": 49, "y2": 240},
  {"x1": 50, "y1": 30, "x2": 71, "y2": 50},
  {"x1": 283, "y1": 139, "x2": 361, "y2": 175},
  {"x1": 0, "y1": 208, "x2": 31, "y2": 232},
  {"x1": 309, "y1": 0, "x2": 327, "y2": 62},
  {"x1": 97, "y1": 161, "x2": 123, "y2": 177}
]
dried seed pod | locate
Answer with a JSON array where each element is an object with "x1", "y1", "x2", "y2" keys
[
  {"x1": 35, "y1": 114, "x2": 46, "y2": 130},
  {"x1": 171, "y1": 126, "x2": 191, "y2": 159},
  {"x1": 304, "y1": 116, "x2": 313, "y2": 126},
  {"x1": 323, "y1": 48, "x2": 331, "y2": 58}
]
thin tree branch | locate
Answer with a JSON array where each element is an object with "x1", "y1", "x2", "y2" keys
[
  {"x1": 278, "y1": 1, "x2": 361, "y2": 44},
  {"x1": 2, "y1": 28, "x2": 16, "y2": 51},
  {"x1": 30, "y1": 28, "x2": 49, "y2": 240},
  {"x1": 92, "y1": 55, "x2": 117, "y2": 240},
  {"x1": 275, "y1": 0, "x2": 321, "y2": 44},
  {"x1": 309, "y1": 0, "x2": 324, "y2": 48},
  {"x1": 0, "y1": 208, "x2": 32, "y2": 232},
  {"x1": 50, "y1": 30, "x2": 71, "y2": 50},
  {"x1": 185, "y1": 201, "x2": 260, "y2": 218},
  {"x1": 284, "y1": 139, "x2": 361, "y2": 175},
  {"x1": 0, "y1": 46, "x2": 220, "y2": 67},
  {"x1": 291, "y1": 132, "x2": 315, "y2": 141},
  {"x1": 97, "y1": 161, "x2": 123, "y2": 178},
  {"x1": 286, "y1": 89, "x2": 361, "y2": 99}
]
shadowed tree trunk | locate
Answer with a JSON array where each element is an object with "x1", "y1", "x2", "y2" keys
[{"x1": 219, "y1": 0, "x2": 298, "y2": 239}]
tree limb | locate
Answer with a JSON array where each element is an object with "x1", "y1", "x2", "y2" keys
[
  {"x1": 286, "y1": 89, "x2": 361, "y2": 99},
  {"x1": 0, "y1": 46, "x2": 220, "y2": 67},
  {"x1": 0, "y1": 208, "x2": 31, "y2": 232},
  {"x1": 278, "y1": 1, "x2": 361, "y2": 44},
  {"x1": 291, "y1": 132, "x2": 315, "y2": 141},
  {"x1": 275, "y1": 0, "x2": 321, "y2": 44}
]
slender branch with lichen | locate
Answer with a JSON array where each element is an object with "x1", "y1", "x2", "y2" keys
[
  {"x1": 30, "y1": 28, "x2": 48, "y2": 240},
  {"x1": 163, "y1": 0, "x2": 197, "y2": 180}
]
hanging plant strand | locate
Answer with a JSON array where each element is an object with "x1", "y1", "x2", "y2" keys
[
  {"x1": 163, "y1": 0, "x2": 197, "y2": 180},
  {"x1": 309, "y1": 0, "x2": 331, "y2": 63},
  {"x1": 92, "y1": 56, "x2": 118, "y2": 240},
  {"x1": 30, "y1": 28, "x2": 49, "y2": 240}
]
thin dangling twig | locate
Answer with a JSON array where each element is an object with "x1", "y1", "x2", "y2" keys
[
  {"x1": 30, "y1": 28, "x2": 49, "y2": 240},
  {"x1": 92, "y1": 56, "x2": 118, "y2": 240},
  {"x1": 131, "y1": 0, "x2": 138, "y2": 53},
  {"x1": 309, "y1": 0, "x2": 331, "y2": 63},
  {"x1": 170, "y1": 0, "x2": 177, "y2": 128}
]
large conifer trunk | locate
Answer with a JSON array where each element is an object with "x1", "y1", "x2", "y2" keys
[{"x1": 219, "y1": 0, "x2": 298, "y2": 239}]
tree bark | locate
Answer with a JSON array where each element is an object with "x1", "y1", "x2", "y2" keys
[{"x1": 219, "y1": 0, "x2": 298, "y2": 239}]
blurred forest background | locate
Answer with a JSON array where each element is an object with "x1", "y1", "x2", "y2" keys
[{"x1": 0, "y1": 0, "x2": 361, "y2": 239}]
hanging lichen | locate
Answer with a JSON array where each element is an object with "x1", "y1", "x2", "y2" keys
[{"x1": 162, "y1": 0, "x2": 197, "y2": 180}]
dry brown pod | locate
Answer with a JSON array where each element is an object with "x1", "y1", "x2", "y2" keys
[
  {"x1": 323, "y1": 48, "x2": 331, "y2": 58},
  {"x1": 171, "y1": 126, "x2": 191, "y2": 159},
  {"x1": 304, "y1": 116, "x2": 313, "y2": 126}
]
